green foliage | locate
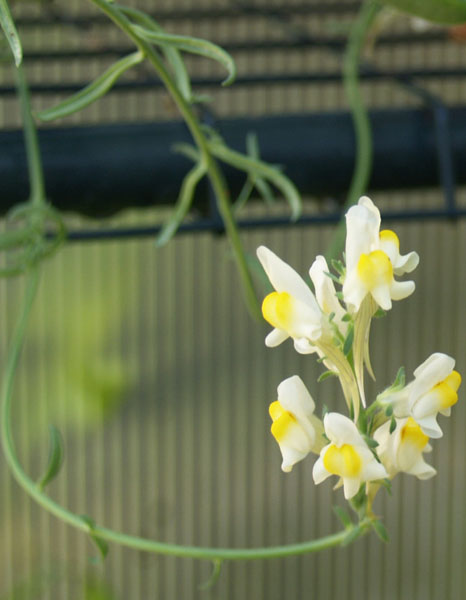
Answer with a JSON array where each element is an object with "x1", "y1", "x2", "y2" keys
[
  {"x1": 80, "y1": 515, "x2": 109, "y2": 561},
  {"x1": 37, "y1": 425, "x2": 64, "y2": 491},
  {"x1": 36, "y1": 52, "x2": 144, "y2": 121},
  {"x1": 0, "y1": 0, "x2": 21, "y2": 65},
  {"x1": 382, "y1": 0, "x2": 466, "y2": 24}
]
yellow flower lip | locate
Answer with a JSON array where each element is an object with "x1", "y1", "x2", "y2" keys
[
  {"x1": 269, "y1": 400, "x2": 297, "y2": 443},
  {"x1": 323, "y1": 443, "x2": 362, "y2": 478},
  {"x1": 434, "y1": 370, "x2": 461, "y2": 410},
  {"x1": 379, "y1": 229, "x2": 400, "y2": 249},
  {"x1": 262, "y1": 291, "x2": 293, "y2": 331},
  {"x1": 401, "y1": 417, "x2": 429, "y2": 451},
  {"x1": 357, "y1": 250, "x2": 393, "y2": 291}
]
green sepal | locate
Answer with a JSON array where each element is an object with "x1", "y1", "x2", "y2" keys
[
  {"x1": 36, "y1": 51, "x2": 144, "y2": 121},
  {"x1": 341, "y1": 313, "x2": 352, "y2": 322},
  {"x1": 80, "y1": 515, "x2": 109, "y2": 561},
  {"x1": 372, "y1": 518, "x2": 389, "y2": 543},
  {"x1": 37, "y1": 425, "x2": 64, "y2": 491},
  {"x1": 131, "y1": 24, "x2": 236, "y2": 86},
  {"x1": 333, "y1": 506, "x2": 352, "y2": 529},
  {"x1": 382, "y1": 0, "x2": 466, "y2": 24},
  {"x1": 373, "y1": 308, "x2": 386, "y2": 319},
  {"x1": 0, "y1": 0, "x2": 22, "y2": 66},
  {"x1": 343, "y1": 324, "x2": 354, "y2": 356},
  {"x1": 385, "y1": 404, "x2": 393, "y2": 417},
  {"x1": 317, "y1": 370, "x2": 338, "y2": 383},
  {"x1": 389, "y1": 415, "x2": 397, "y2": 434},
  {"x1": 363, "y1": 435, "x2": 379, "y2": 449}
]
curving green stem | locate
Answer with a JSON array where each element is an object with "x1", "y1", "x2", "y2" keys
[
  {"x1": 15, "y1": 62, "x2": 46, "y2": 207},
  {"x1": 90, "y1": 0, "x2": 261, "y2": 320},
  {"x1": 1, "y1": 269, "x2": 371, "y2": 560},
  {"x1": 326, "y1": 0, "x2": 381, "y2": 261}
]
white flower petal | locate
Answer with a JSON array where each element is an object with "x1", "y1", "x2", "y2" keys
[
  {"x1": 323, "y1": 412, "x2": 363, "y2": 447},
  {"x1": 312, "y1": 454, "x2": 331, "y2": 485},
  {"x1": 342, "y1": 477, "x2": 362, "y2": 500},
  {"x1": 389, "y1": 280, "x2": 415, "y2": 301},
  {"x1": 257, "y1": 246, "x2": 318, "y2": 310},
  {"x1": 393, "y1": 250, "x2": 419, "y2": 275},
  {"x1": 411, "y1": 353, "x2": 455, "y2": 398},
  {"x1": 265, "y1": 328, "x2": 289, "y2": 347},
  {"x1": 309, "y1": 255, "x2": 346, "y2": 323},
  {"x1": 345, "y1": 197, "x2": 381, "y2": 273},
  {"x1": 278, "y1": 376, "x2": 316, "y2": 441}
]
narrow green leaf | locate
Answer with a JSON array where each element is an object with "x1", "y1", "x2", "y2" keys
[
  {"x1": 342, "y1": 313, "x2": 352, "y2": 322},
  {"x1": 363, "y1": 435, "x2": 379, "y2": 449},
  {"x1": 392, "y1": 366, "x2": 405, "y2": 389},
  {"x1": 37, "y1": 425, "x2": 64, "y2": 490},
  {"x1": 373, "y1": 308, "x2": 386, "y2": 318},
  {"x1": 198, "y1": 559, "x2": 223, "y2": 591},
  {"x1": 389, "y1": 415, "x2": 397, "y2": 434},
  {"x1": 372, "y1": 519, "x2": 389, "y2": 543},
  {"x1": 156, "y1": 161, "x2": 207, "y2": 247},
  {"x1": 80, "y1": 515, "x2": 109, "y2": 560},
  {"x1": 131, "y1": 24, "x2": 236, "y2": 86},
  {"x1": 318, "y1": 370, "x2": 338, "y2": 383},
  {"x1": 0, "y1": 0, "x2": 22, "y2": 66},
  {"x1": 36, "y1": 51, "x2": 144, "y2": 121},
  {"x1": 333, "y1": 506, "x2": 352, "y2": 528},
  {"x1": 382, "y1": 0, "x2": 466, "y2": 24},
  {"x1": 118, "y1": 5, "x2": 195, "y2": 102},
  {"x1": 343, "y1": 324, "x2": 354, "y2": 356},
  {"x1": 208, "y1": 141, "x2": 302, "y2": 220},
  {"x1": 385, "y1": 404, "x2": 393, "y2": 417}
]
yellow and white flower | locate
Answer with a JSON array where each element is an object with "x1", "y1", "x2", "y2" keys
[
  {"x1": 257, "y1": 245, "x2": 323, "y2": 354},
  {"x1": 312, "y1": 412, "x2": 388, "y2": 499},
  {"x1": 269, "y1": 375, "x2": 324, "y2": 472},
  {"x1": 384, "y1": 353, "x2": 461, "y2": 438},
  {"x1": 374, "y1": 417, "x2": 436, "y2": 480},
  {"x1": 343, "y1": 196, "x2": 419, "y2": 313},
  {"x1": 258, "y1": 246, "x2": 360, "y2": 414}
]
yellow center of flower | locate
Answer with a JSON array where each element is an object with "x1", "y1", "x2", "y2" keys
[
  {"x1": 262, "y1": 291, "x2": 293, "y2": 331},
  {"x1": 379, "y1": 229, "x2": 400, "y2": 249},
  {"x1": 323, "y1": 443, "x2": 362, "y2": 478},
  {"x1": 357, "y1": 250, "x2": 393, "y2": 291},
  {"x1": 400, "y1": 417, "x2": 429, "y2": 450},
  {"x1": 434, "y1": 370, "x2": 461, "y2": 410},
  {"x1": 269, "y1": 400, "x2": 295, "y2": 442}
]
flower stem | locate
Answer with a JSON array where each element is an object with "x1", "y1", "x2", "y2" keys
[{"x1": 90, "y1": 0, "x2": 261, "y2": 320}]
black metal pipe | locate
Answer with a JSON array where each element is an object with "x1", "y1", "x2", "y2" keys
[{"x1": 1, "y1": 107, "x2": 466, "y2": 217}]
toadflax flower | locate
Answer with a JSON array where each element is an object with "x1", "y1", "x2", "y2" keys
[
  {"x1": 269, "y1": 375, "x2": 324, "y2": 472},
  {"x1": 257, "y1": 245, "x2": 323, "y2": 354},
  {"x1": 258, "y1": 246, "x2": 360, "y2": 414},
  {"x1": 313, "y1": 412, "x2": 388, "y2": 499},
  {"x1": 382, "y1": 353, "x2": 461, "y2": 438},
  {"x1": 343, "y1": 196, "x2": 419, "y2": 313},
  {"x1": 374, "y1": 417, "x2": 436, "y2": 480}
]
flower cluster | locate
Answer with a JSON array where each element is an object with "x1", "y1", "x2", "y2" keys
[{"x1": 258, "y1": 197, "x2": 461, "y2": 502}]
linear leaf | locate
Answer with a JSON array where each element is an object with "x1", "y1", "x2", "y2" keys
[
  {"x1": 382, "y1": 0, "x2": 466, "y2": 24},
  {"x1": 118, "y1": 5, "x2": 194, "y2": 102},
  {"x1": 131, "y1": 24, "x2": 236, "y2": 86},
  {"x1": 37, "y1": 425, "x2": 64, "y2": 490},
  {"x1": 80, "y1": 515, "x2": 109, "y2": 560},
  {"x1": 36, "y1": 51, "x2": 144, "y2": 121},
  {"x1": 0, "y1": 0, "x2": 22, "y2": 66},
  {"x1": 156, "y1": 161, "x2": 207, "y2": 247},
  {"x1": 208, "y1": 141, "x2": 302, "y2": 220}
]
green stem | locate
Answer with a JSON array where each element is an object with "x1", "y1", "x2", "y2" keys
[
  {"x1": 0, "y1": 272, "x2": 369, "y2": 563},
  {"x1": 91, "y1": 0, "x2": 261, "y2": 321},
  {"x1": 325, "y1": 0, "x2": 381, "y2": 261},
  {"x1": 14, "y1": 63, "x2": 46, "y2": 207}
]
